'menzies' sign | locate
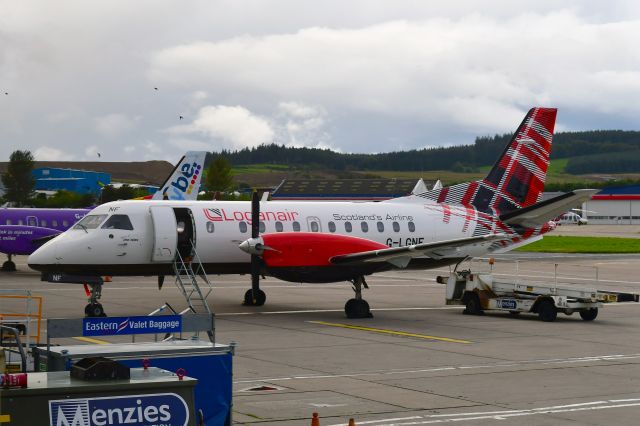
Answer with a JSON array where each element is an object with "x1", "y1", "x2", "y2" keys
[{"x1": 204, "y1": 208, "x2": 299, "y2": 223}]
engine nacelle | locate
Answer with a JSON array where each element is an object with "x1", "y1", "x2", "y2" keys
[{"x1": 258, "y1": 232, "x2": 388, "y2": 267}]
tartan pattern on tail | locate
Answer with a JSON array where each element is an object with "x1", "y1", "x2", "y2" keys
[{"x1": 418, "y1": 107, "x2": 557, "y2": 215}]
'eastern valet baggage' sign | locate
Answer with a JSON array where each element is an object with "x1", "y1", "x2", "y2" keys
[{"x1": 83, "y1": 315, "x2": 182, "y2": 336}]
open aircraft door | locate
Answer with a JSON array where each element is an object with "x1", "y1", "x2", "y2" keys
[{"x1": 150, "y1": 206, "x2": 178, "y2": 262}]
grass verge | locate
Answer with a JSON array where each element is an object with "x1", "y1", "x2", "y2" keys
[{"x1": 516, "y1": 236, "x2": 640, "y2": 253}]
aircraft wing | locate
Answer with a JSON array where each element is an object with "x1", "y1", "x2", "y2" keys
[
  {"x1": 499, "y1": 189, "x2": 598, "y2": 228},
  {"x1": 329, "y1": 234, "x2": 507, "y2": 268}
]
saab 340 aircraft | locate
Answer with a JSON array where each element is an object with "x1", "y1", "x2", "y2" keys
[
  {"x1": 29, "y1": 108, "x2": 596, "y2": 317},
  {"x1": 0, "y1": 151, "x2": 205, "y2": 271}
]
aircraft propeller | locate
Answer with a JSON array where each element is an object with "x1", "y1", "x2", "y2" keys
[{"x1": 245, "y1": 190, "x2": 266, "y2": 306}]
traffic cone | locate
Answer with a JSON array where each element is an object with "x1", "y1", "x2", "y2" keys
[
  {"x1": 311, "y1": 412, "x2": 320, "y2": 426},
  {"x1": 348, "y1": 419, "x2": 356, "y2": 426}
]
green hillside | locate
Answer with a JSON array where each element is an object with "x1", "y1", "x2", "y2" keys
[{"x1": 214, "y1": 130, "x2": 640, "y2": 189}]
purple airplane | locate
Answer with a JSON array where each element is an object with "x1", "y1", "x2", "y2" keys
[
  {"x1": 0, "y1": 151, "x2": 207, "y2": 272},
  {"x1": 0, "y1": 207, "x2": 90, "y2": 271}
]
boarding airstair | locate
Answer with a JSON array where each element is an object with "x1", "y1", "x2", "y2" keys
[{"x1": 172, "y1": 241, "x2": 215, "y2": 341}]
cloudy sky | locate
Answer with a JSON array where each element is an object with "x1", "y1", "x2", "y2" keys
[{"x1": 2, "y1": 1, "x2": 640, "y2": 162}]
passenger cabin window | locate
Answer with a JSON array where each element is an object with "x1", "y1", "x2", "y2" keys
[
  {"x1": 310, "y1": 221, "x2": 319, "y2": 232},
  {"x1": 361, "y1": 222, "x2": 368, "y2": 232},
  {"x1": 62, "y1": 220, "x2": 69, "y2": 227},
  {"x1": 275, "y1": 221, "x2": 283, "y2": 232},
  {"x1": 239, "y1": 221, "x2": 248, "y2": 233},
  {"x1": 5, "y1": 219, "x2": 11, "y2": 225},
  {"x1": 206, "y1": 222, "x2": 215, "y2": 233},
  {"x1": 259, "y1": 222, "x2": 266, "y2": 233},
  {"x1": 328, "y1": 221, "x2": 336, "y2": 232},
  {"x1": 28, "y1": 217, "x2": 37, "y2": 226},
  {"x1": 18, "y1": 220, "x2": 23, "y2": 225},
  {"x1": 101, "y1": 215, "x2": 133, "y2": 230},
  {"x1": 52, "y1": 220, "x2": 58, "y2": 227},
  {"x1": 392, "y1": 221, "x2": 400, "y2": 232},
  {"x1": 41, "y1": 219, "x2": 47, "y2": 227},
  {"x1": 377, "y1": 221, "x2": 384, "y2": 232},
  {"x1": 73, "y1": 214, "x2": 107, "y2": 230},
  {"x1": 408, "y1": 221, "x2": 416, "y2": 232},
  {"x1": 344, "y1": 221, "x2": 352, "y2": 232},
  {"x1": 292, "y1": 221, "x2": 301, "y2": 232}
]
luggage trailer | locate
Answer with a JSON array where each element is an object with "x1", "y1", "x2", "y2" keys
[{"x1": 439, "y1": 270, "x2": 639, "y2": 322}]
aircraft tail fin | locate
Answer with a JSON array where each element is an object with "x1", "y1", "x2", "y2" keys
[
  {"x1": 152, "y1": 151, "x2": 207, "y2": 200},
  {"x1": 418, "y1": 107, "x2": 557, "y2": 215}
]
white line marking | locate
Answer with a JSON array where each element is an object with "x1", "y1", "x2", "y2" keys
[
  {"x1": 234, "y1": 353, "x2": 640, "y2": 384},
  {"x1": 366, "y1": 400, "x2": 640, "y2": 425},
  {"x1": 326, "y1": 417, "x2": 422, "y2": 426},
  {"x1": 218, "y1": 306, "x2": 464, "y2": 316}
]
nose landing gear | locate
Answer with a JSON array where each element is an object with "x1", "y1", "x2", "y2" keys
[{"x1": 83, "y1": 281, "x2": 106, "y2": 317}]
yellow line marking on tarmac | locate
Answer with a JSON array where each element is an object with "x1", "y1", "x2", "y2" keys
[
  {"x1": 72, "y1": 336, "x2": 110, "y2": 345},
  {"x1": 0, "y1": 415, "x2": 11, "y2": 423},
  {"x1": 309, "y1": 321, "x2": 472, "y2": 344}
]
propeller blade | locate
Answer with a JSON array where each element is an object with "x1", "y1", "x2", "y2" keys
[
  {"x1": 158, "y1": 275, "x2": 165, "y2": 290},
  {"x1": 251, "y1": 254, "x2": 261, "y2": 298},
  {"x1": 250, "y1": 190, "x2": 261, "y2": 302},
  {"x1": 251, "y1": 190, "x2": 260, "y2": 238}
]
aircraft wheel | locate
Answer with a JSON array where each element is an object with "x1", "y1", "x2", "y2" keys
[
  {"x1": 345, "y1": 298, "x2": 372, "y2": 319},
  {"x1": 579, "y1": 308, "x2": 598, "y2": 321},
  {"x1": 537, "y1": 300, "x2": 557, "y2": 322},
  {"x1": 463, "y1": 293, "x2": 483, "y2": 315},
  {"x1": 85, "y1": 303, "x2": 106, "y2": 317},
  {"x1": 1, "y1": 260, "x2": 16, "y2": 272},
  {"x1": 243, "y1": 289, "x2": 266, "y2": 306}
]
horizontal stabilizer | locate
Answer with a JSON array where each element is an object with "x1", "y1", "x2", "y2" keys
[{"x1": 499, "y1": 189, "x2": 598, "y2": 228}]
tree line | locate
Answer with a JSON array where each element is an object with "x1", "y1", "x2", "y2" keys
[{"x1": 210, "y1": 130, "x2": 640, "y2": 173}]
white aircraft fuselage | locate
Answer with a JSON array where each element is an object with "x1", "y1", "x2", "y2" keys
[{"x1": 28, "y1": 197, "x2": 534, "y2": 282}]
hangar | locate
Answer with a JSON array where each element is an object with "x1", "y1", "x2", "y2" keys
[
  {"x1": 33, "y1": 167, "x2": 110, "y2": 197},
  {"x1": 583, "y1": 184, "x2": 640, "y2": 225}
]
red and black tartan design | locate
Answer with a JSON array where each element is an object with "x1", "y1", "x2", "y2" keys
[{"x1": 418, "y1": 107, "x2": 557, "y2": 216}]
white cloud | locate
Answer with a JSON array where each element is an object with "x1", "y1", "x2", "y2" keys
[
  {"x1": 34, "y1": 146, "x2": 73, "y2": 161},
  {"x1": 123, "y1": 146, "x2": 136, "y2": 154},
  {"x1": 168, "y1": 138, "x2": 212, "y2": 151},
  {"x1": 168, "y1": 105, "x2": 274, "y2": 149},
  {"x1": 276, "y1": 101, "x2": 334, "y2": 149},
  {"x1": 3, "y1": 2, "x2": 640, "y2": 160},
  {"x1": 150, "y1": 12, "x2": 640, "y2": 141},
  {"x1": 94, "y1": 113, "x2": 135, "y2": 138}
]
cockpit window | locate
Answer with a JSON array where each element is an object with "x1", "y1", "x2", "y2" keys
[
  {"x1": 73, "y1": 214, "x2": 107, "y2": 230},
  {"x1": 101, "y1": 214, "x2": 134, "y2": 230}
]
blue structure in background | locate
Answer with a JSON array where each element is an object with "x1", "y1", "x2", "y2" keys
[{"x1": 33, "y1": 167, "x2": 110, "y2": 196}]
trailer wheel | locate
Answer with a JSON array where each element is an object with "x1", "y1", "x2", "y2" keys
[
  {"x1": 538, "y1": 300, "x2": 557, "y2": 322},
  {"x1": 579, "y1": 308, "x2": 598, "y2": 321},
  {"x1": 464, "y1": 293, "x2": 482, "y2": 315}
]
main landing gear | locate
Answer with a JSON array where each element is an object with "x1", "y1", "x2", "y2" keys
[
  {"x1": 345, "y1": 276, "x2": 373, "y2": 319},
  {"x1": 84, "y1": 282, "x2": 106, "y2": 317},
  {"x1": 1, "y1": 254, "x2": 16, "y2": 272}
]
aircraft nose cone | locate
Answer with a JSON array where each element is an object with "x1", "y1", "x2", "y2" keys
[{"x1": 28, "y1": 240, "x2": 57, "y2": 272}]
